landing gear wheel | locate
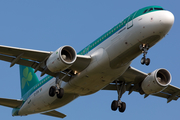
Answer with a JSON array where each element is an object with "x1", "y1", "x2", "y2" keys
[
  {"x1": 141, "y1": 57, "x2": 145, "y2": 65},
  {"x1": 111, "y1": 100, "x2": 118, "y2": 111},
  {"x1": 145, "y1": 44, "x2": 149, "y2": 50},
  {"x1": 145, "y1": 58, "x2": 150, "y2": 66},
  {"x1": 119, "y1": 102, "x2": 126, "y2": 113},
  {"x1": 139, "y1": 44, "x2": 143, "y2": 51},
  {"x1": 49, "y1": 86, "x2": 56, "y2": 97},
  {"x1": 57, "y1": 88, "x2": 64, "y2": 99}
]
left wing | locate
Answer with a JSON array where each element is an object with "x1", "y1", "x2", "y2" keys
[
  {"x1": 41, "y1": 110, "x2": 66, "y2": 118},
  {"x1": 0, "y1": 45, "x2": 91, "y2": 81},
  {"x1": 103, "y1": 67, "x2": 180, "y2": 103}
]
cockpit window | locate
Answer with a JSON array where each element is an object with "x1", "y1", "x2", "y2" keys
[
  {"x1": 143, "y1": 9, "x2": 148, "y2": 14},
  {"x1": 148, "y1": 8, "x2": 153, "y2": 12},
  {"x1": 143, "y1": 7, "x2": 164, "y2": 14},
  {"x1": 154, "y1": 8, "x2": 164, "y2": 10}
]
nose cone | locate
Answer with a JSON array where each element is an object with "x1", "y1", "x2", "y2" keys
[{"x1": 160, "y1": 11, "x2": 175, "y2": 30}]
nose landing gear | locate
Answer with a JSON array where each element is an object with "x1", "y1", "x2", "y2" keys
[{"x1": 139, "y1": 44, "x2": 150, "y2": 66}]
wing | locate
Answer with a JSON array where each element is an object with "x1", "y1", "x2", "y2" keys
[
  {"x1": 0, "y1": 45, "x2": 91, "y2": 81},
  {"x1": 0, "y1": 98, "x2": 23, "y2": 108},
  {"x1": 41, "y1": 110, "x2": 66, "y2": 118},
  {"x1": 103, "y1": 67, "x2": 180, "y2": 103}
]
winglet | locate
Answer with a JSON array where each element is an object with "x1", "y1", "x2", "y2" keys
[{"x1": 41, "y1": 110, "x2": 66, "y2": 118}]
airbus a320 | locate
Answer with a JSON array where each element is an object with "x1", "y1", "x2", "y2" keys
[{"x1": 0, "y1": 6, "x2": 179, "y2": 118}]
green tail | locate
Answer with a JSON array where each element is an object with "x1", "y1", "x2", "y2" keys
[{"x1": 19, "y1": 65, "x2": 39, "y2": 97}]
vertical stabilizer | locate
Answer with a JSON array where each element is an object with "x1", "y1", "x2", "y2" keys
[{"x1": 19, "y1": 65, "x2": 39, "y2": 97}]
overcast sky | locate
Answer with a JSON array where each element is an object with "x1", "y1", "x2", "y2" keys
[{"x1": 0, "y1": 0, "x2": 180, "y2": 120}]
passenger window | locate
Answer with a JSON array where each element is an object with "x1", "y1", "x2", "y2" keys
[
  {"x1": 143, "y1": 9, "x2": 148, "y2": 13},
  {"x1": 148, "y1": 8, "x2": 153, "y2": 12}
]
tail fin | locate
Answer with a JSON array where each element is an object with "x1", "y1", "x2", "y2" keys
[{"x1": 19, "y1": 65, "x2": 39, "y2": 97}]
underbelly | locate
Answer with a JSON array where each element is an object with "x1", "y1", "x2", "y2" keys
[{"x1": 66, "y1": 61, "x2": 130, "y2": 96}]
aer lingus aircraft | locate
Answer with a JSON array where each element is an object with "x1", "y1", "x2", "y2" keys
[{"x1": 0, "y1": 5, "x2": 180, "y2": 118}]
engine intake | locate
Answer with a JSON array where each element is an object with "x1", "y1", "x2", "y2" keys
[
  {"x1": 46, "y1": 46, "x2": 77, "y2": 73},
  {"x1": 141, "y1": 68, "x2": 171, "y2": 94}
]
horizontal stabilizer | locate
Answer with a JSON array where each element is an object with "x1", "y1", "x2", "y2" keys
[
  {"x1": 0, "y1": 98, "x2": 23, "y2": 108},
  {"x1": 41, "y1": 110, "x2": 66, "y2": 118}
]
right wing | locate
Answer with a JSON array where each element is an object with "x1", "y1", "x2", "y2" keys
[
  {"x1": 153, "y1": 85, "x2": 180, "y2": 103},
  {"x1": 0, "y1": 45, "x2": 91, "y2": 81},
  {"x1": 103, "y1": 67, "x2": 180, "y2": 103}
]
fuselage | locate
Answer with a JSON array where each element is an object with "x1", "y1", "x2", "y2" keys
[{"x1": 14, "y1": 6, "x2": 174, "y2": 116}]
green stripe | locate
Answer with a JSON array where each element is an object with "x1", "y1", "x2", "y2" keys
[{"x1": 77, "y1": 6, "x2": 164, "y2": 55}]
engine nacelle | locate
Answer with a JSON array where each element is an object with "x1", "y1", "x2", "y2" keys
[
  {"x1": 46, "y1": 46, "x2": 77, "y2": 73},
  {"x1": 141, "y1": 69, "x2": 171, "y2": 94}
]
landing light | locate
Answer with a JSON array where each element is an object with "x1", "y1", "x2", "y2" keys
[{"x1": 74, "y1": 71, "x2": 78, "y2": 75}]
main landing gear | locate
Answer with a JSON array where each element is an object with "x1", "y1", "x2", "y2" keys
[
  {"x1": 49, "y1": 70, "x2": 72, "y2": 99},
  {"x1": 139, "y1": 44, "x2": 150, "y2": 66},
  {"x1": 111, "y1": 81, "x2": 126, "y2": 113},
  {"x1": 49, "y1": 77, "x2": 64, "y2": 99}
]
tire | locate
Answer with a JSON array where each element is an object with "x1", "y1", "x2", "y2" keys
[
  {"x1": 119, "y1": 102, "x2": 126, "y2": 113},
  {"x1": 111, "y1": 100, "x2": 118, "y2": 111},
  {"x1": 145, "y1": 58, "x2": 150, "y2": 66},
  {"x1": 145, "y1": 44, "x2": 149, "y2": 50},
  {"x1": 57, "y1": 88, "x2": 64, "y2": 99},
  {"x1": 141, "y1": 57, "x2": 145, "y2": 65},
  {"x1": 49, "y1": 86, "x2": 56, "y2": 97},
  {"x1": 139, "y1": 44, "x2": 143, "y2": 50}
]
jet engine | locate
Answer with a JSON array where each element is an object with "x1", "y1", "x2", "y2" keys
[
  {"x1": 46, "y1": 46, "x2": 77, "y2": 73},
  {"x1": 141, "y1": 69, "x2": 171, "y2": 94}
]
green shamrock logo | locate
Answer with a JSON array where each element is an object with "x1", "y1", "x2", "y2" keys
[{"x1": 21, "y1": 67, "x2": 33, "y2": 89}]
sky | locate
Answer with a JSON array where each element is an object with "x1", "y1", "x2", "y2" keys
[{"x1": 0, "y1": 0, "x2": 180, "y2": 120}]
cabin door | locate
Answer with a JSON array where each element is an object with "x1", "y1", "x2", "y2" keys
[{"x1": 127, "y1": 15, "x2": 133, "y2": 29}]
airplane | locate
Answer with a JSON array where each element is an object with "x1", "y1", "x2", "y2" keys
[{"x1": 0, "y1": 5, "x2": 180, "y2": 118}]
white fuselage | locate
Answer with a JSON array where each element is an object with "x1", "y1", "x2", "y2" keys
[{"x1": 18, "y1": 10, "x2": 174, "y2": 115}]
